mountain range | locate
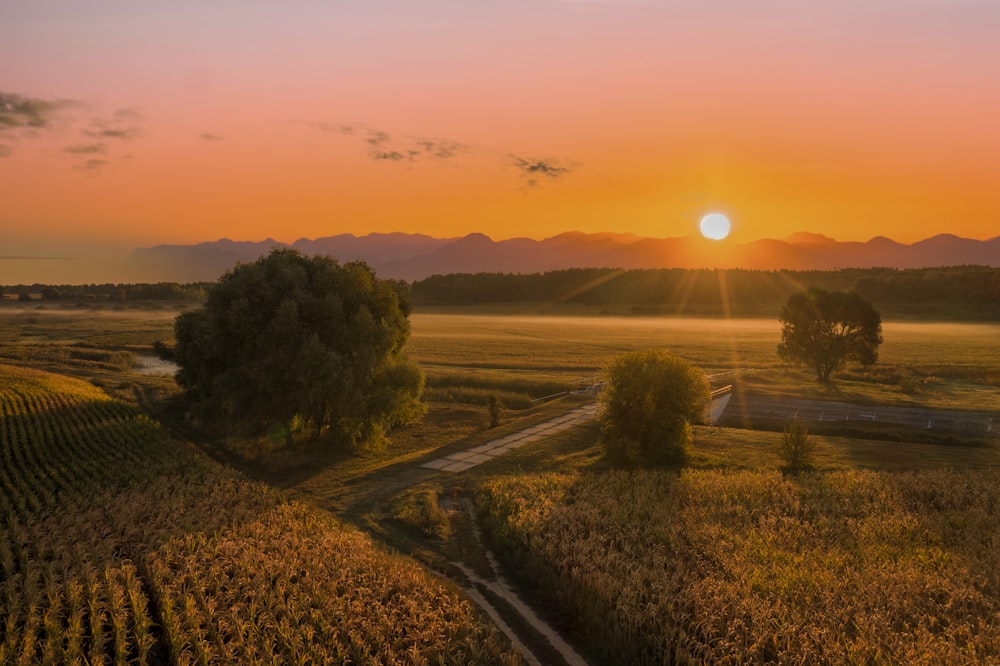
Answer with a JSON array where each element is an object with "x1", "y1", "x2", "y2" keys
[{"x1": 127, "y1": 231, "x2": 1000, "y2": 282}]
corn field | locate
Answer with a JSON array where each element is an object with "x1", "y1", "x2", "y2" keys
[
  {"x1": 477, "y1": 467, "x2": 1000, "y2": 664},
  {"x1": 0, "y1": 364, "x2": 520, "y2": 665}
]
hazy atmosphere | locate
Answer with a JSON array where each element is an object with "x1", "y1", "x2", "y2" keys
[
  {"x1": 3, "y1": 0, "x2": 999, "y2": 280},
  {"x1": 3, "y1": 5, "x2": 1000, "y2": 663}
]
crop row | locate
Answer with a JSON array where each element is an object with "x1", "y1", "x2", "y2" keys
[
  {"x1": 147, "y1": 502, "x2": 517, "y2": 664},
  {"x1": 0, "y1": 365, "x2": 520, "y2": 665},
  {"x1": 476, "y1": 467, "x2": 1000, "y2": 664}
]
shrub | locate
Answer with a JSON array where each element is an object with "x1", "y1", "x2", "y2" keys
[
  {"x1": 599, "y1": 350, "x2": 710, "y2": 467},
  {"x1": 488, "y1": 394, "x2": 504, "y2": 428},
  {"x1": 393, "y1": 488, "x2": 452, "y2": 540},
  {"x1": 780, "y1": 420, "x2": 815, "y2": 472}
]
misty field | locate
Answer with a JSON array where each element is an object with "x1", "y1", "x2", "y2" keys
[
  {"x1": 410, "y1": 314, "x2": 1000, "y2": 372},
  {"x1": 3, "y1": 305, "x2": 998, "y2": 391},
  {"x1": 410, "y1": 314, "x2": 1000, "y2": 413}
]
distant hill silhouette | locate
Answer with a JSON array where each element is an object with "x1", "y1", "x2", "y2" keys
[{"x1": 127, "y1": 232, "x2": 1000, "y2": 282}]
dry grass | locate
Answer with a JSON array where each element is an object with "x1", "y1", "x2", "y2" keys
[{"x1": 410, "y1": 314, "x2": 1000, "y2": 414}]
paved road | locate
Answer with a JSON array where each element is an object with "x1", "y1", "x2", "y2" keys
[
  {"x1": 421, "y1": 403, "x2": 598, "y2": 473},
  {"x1": 723, "y1": 395, "x2": 997, "y2": 434},
  {"x1": 422, "y1": 390, "x2": 735, "y2": 474}
]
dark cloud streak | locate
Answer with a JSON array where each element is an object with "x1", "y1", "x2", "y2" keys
[
  {"x1": 305, "y1": 119, "x2": 575, "y2": 189},
  {"x1": 64, "y1": 143, "x2": 107, "y2": 155},
  {"x1": 310, "y1": 121, "x2": 469, "y2": 164},
  {"x1": 511, "y1": 155, "x2": 573, "y2": 187},
  {"x1": 81, "y1": 158, "x2": 108, "y2": 171},
  {"x1": 0, "y1": 91, "x2": 74, "y2": 129},
  {"x1": 0, "y1": 92, "x2": 143, "y2": 171},
  {"x1": 84, "y1": 108, "x2": 143, "y2": 141},
  {"x1": 372, "y1": 150, "x2": 406, "y2": 161}
]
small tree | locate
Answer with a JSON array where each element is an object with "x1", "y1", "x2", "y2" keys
[
  {"x1": 599, "y1": 350, "x2": 710, "y2": 467},
  {"x1": 779, "y1": 421, "x2": 814, "y2": 472},
  {"x1": 777, "y1": 288, "x2": 882, "y2": 382},
  {"x1": 487, "y1": 394, "x2": 504, "y2": 429},
  {"x1": 172, "y1": 248, "x2": 425, "y2": 451}
]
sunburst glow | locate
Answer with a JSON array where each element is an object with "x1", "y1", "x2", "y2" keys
[{"x1": 700, "y1": 213, "x2": 732, "y2": 240}]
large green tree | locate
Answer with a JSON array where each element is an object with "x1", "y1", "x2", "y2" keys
[
  {"x1": 173, "y1": 248, "x2": 425, "y2": 451},
  {"x1": 777, "y1": 288, "x2": 883, "y2": 382},
  {"x1": 599, "y1": 350, "x2": 710, "y2": 467}
]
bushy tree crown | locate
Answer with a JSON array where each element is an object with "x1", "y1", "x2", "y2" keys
[
  {"x1": 599, "y1": 350, "x2": 710, "y2": 467},
  {"x1": 173, "y1": 248, "x2": 424, "y2": 451},
  {"x1": 777, "y1": 288, "x2": 882, "y2": 382}
]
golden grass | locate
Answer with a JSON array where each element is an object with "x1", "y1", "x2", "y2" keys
[
  {"x1": 3, "y1": 306, "x2": 998, "y2": 413},
  {"x1": 409, "y1": 314, "x2": 1000, "y2": 414}
]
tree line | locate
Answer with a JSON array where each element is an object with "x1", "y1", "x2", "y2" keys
[
  {"x1": 1, "y1": 282, "x2": 212, "y2": 302},
  {"x1": 410, "y1": 265, "x2": 1000, "y2": 319},
  {"x1": 6, "y1": 265, "x2": 999, "y2": 319}
]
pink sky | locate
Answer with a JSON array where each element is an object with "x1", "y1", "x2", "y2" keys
[{"x1": 2, "y1": 1, "x2": 999, "y2": 281}]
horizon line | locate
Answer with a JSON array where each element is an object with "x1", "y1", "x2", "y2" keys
[{"x1": 134, "y1": 230, "x2": 999, "y2": 249}]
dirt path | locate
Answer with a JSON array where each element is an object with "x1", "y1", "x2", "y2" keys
[
  {"x1": 330, "y1": 389, "x2": 737, "y2": 665},
  {"x1": 334, "y1": 406, "x2": 599, "y2": 666},
  {"x1": 449, "y1": 498, "x2": 590, "y2": 666}
]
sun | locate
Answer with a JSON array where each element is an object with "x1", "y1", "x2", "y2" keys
[{"x1": 699, "y1": 212, "x2": 732, "y2": 240}]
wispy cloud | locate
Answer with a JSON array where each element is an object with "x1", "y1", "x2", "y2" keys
[
  {"x1": 365, "y1": 129, "x2": 407, "y2": 160},
  {"x1": 311, "y1": 122, "x2": 355, "y2": 135},
  {"x1": 0, "y1": 92, "x2": 142, "y2": 172},
  {"x1": 200, "y1": 132, "x2": 225, "y2": 141},
  {"x1": 64, "y1": 143, "x2": 107, "y2": 155},
  {"x1": 0, "y1": 91, "x2": 75, "y2": 130},
  {"x1": 307, "y1": 120, "x2": 576, "y2": 189},
  {"x1": 80, "y1": 158, "x2": 108, "y2": 172},
  {"x1": 510, "y1": 155, "x2": 574, "y2": 187},
  {"x1": 310, "y1": 121, "x2": 470, "y2": 164},
  {"x1": 64, "y1": 143, "x2": 109, "y2": 170},
  {"x1": 73, "y1": 108, "x2": 143, "y2": 171},
  {"x1": 415, "y1": 138, "x2": 466, "y2": 160},
  {"x1": 1, "y1": 92, "x2": 78, "y2": 158},
  {"x1": 83, "y1": 108, "x2": 143, "y2": 141}
]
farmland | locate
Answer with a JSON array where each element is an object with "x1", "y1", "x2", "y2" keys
[
  {"x1": 1, "y1": 302, "x2": 1000, "y2": 663},
  {"x1": 475, "y1": 466, "x2": 1000, "y2": 664},
  {"x1": 0, "y1": 364, "x2": 519, "y2": 664}
]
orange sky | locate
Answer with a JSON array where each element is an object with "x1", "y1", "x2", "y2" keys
[{"x1": 2, "y1": 1, "x2": 999, "y2": 277}]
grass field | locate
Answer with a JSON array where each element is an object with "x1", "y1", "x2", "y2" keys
[
  {"x1": 410, "y1": 313, "x2": 1000, "y2": 414},
  {"x1": 3, "y1": 303, "x2": 998, "y2": 403}
]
